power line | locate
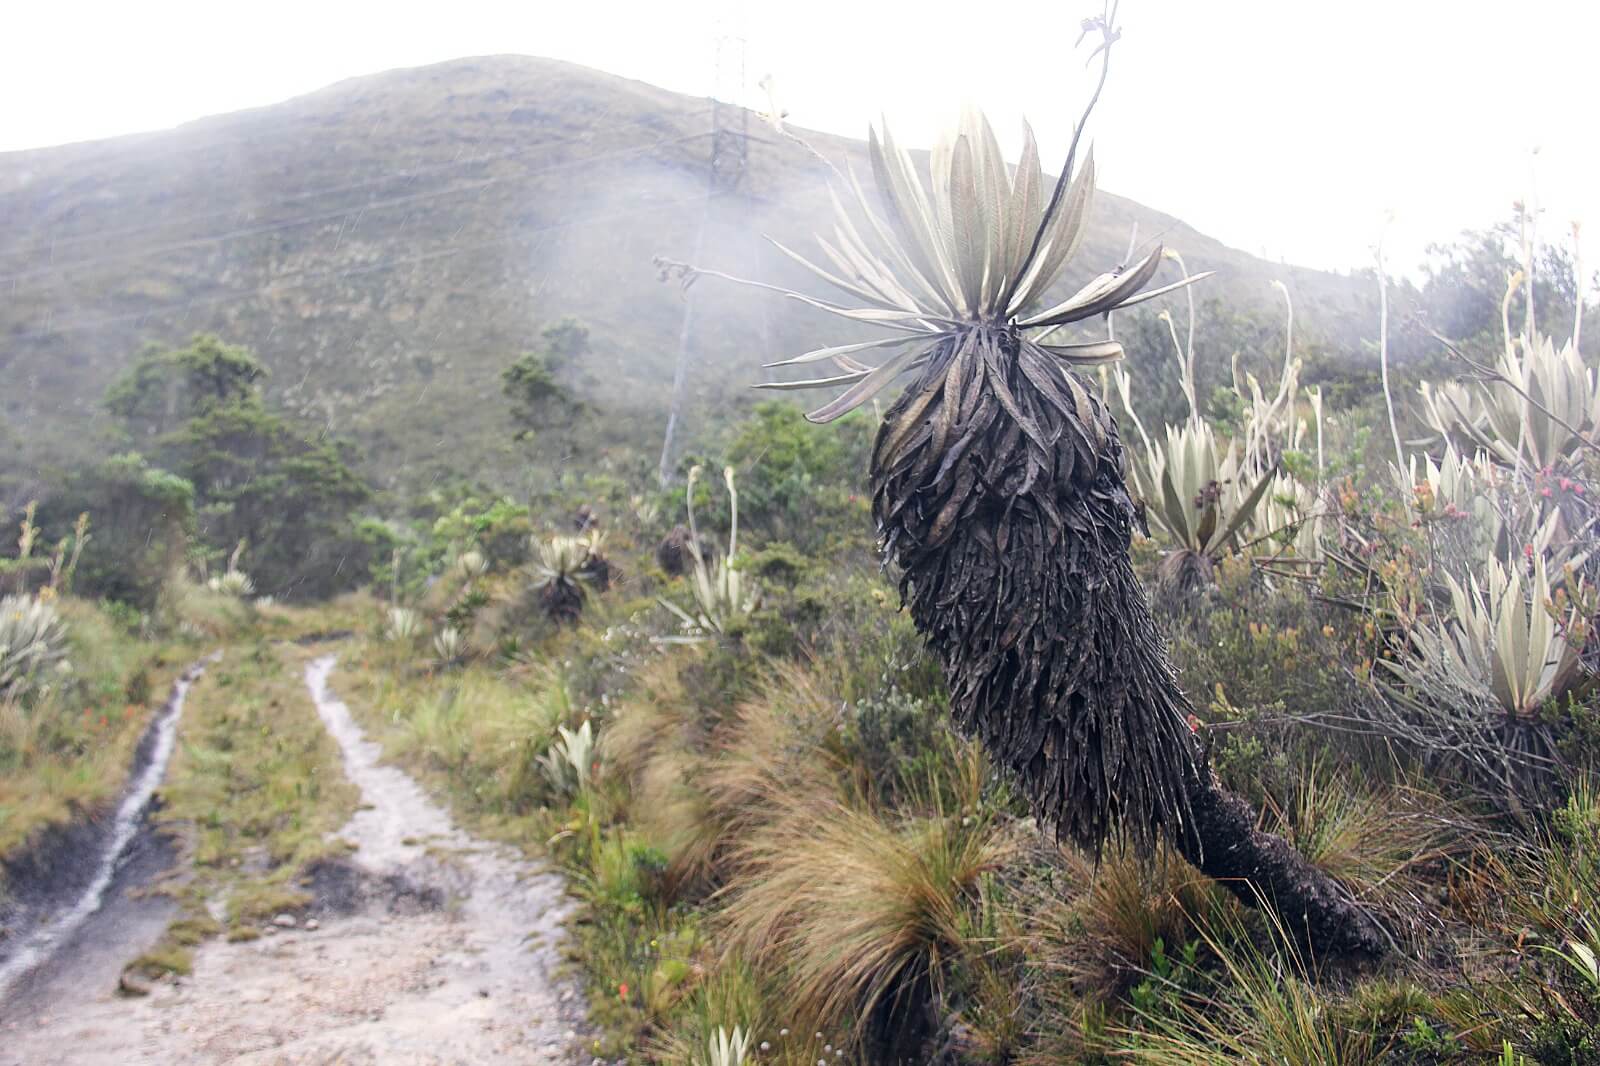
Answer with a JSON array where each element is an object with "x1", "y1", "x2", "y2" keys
[
  {"x1": 0, "y1": 114, "x2": 663, "y2": 263},
  {"x1": 12, "y1": 192, "x2": 708, "y2": 342},
  {"x1": 659, "y1": 5, "x2": 752, "y2": 487},
  {"x1": 0, "y1": 131, "x2": 710, "y2": 287}
]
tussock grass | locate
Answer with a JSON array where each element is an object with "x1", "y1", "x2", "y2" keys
[
  {"x1": 702, "y1": 663, "x2": 852, "y2": 826},
  {"x1": 601, "y1": 657, "x2": 852, "y2": 895},
  {"x1": 1264, "y1": 766, "x2": 1467, "y2": 940},
  {"x1": 633, "y1": 747, "x2": 720, "y2": 894},
  {"x1": 1117, "y1": 908, "x2": 1389, "y2": 1066},
  {"x1": 719, "y1": 784, "x2": 1020, "y2": 1050},
  {"x1": 600, "y1": 655, "x2": 698, "y2": 782},
  {"x1": 340, "y1": 651, "x2": 577, "y2": 831},
  {"x1": 1050, "y1": 846, "x2": 1223, "y2": 995}
]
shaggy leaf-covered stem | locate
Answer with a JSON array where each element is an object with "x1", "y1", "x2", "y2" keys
[
  {"x1": 1178, "y1": 768, "x2": 1389, "y2": 961},
  {"x1": 872, "y1": 324, "x2": 1386, "y2": 962}
]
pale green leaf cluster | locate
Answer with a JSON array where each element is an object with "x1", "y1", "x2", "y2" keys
[
  {"x1": 744, "y1": 110, "x2": 1208, "y2": 422},
  {"x1": 1419, "y1": 334, "x2": 1600, "y2": 469},
  {"x1": 1132, "y1": 420, "x2": 1276, "y2": 559},
  {"x1": 1118, "y1": 275, "x2": 1318, "y2": 568},
  {"x1": 0, "y1": 593, "x2": 70, "y2": 703},
  {"x1": 1408, "y1": 443, "x2": 1495, "y2": 523},
  {"x1": 702, "y1": 1025, "x2": 753, "y2": 1066},
  {"x1": 1386, "y1": 555, "x2": 1589, "y2": 719},
  {"x1": 1259, "y1": 473, "x2": 1323, "y2": 561},
  {"x1": 385, "y1": 605, "x2": 421, "y2": 642},
  {"x1": 1406, "y1": 441, "x2": 1592, "y2": 581},
  {"x1": 432, "y1": 624, "x2": 464, "y2": 664},
  {"x1": 532, "y1": 535, "x2": 595, "y2": 585},
  {"x1": 629, "y1": 492, "x2": 662, "y2": 527},
  {"x1": 660, "y1": 553, "x2": 762, "y2": 639},
  {"x1": 206, "y1": 568, "x2": 255, "y2": 598},
  {"x1": 451, "y1": 549, "x2": 487, "y2": 580},
  {"x1": 539, "y1": 718, "x2": 595, "y2": 798},
  {"x1": 660, "y1": 466, "x2": 762, "y2": 638}
]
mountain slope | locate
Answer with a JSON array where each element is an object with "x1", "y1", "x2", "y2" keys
[{"x1": 0, "y1": 55, "x2": 1374, "y2": 492}]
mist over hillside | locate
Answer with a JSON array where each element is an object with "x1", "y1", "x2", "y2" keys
[{"x1": 0, "y1": 55, "x2": 1375, "y2": 492}]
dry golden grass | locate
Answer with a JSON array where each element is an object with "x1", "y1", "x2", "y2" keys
[
  {"x1": 1263, "y1": 767, "x2": 1469, "y2": 943},
  {"x1": 635, "y1": 747, "x2": 722, "y2": 892},
  {"x1": 718, "y1": 789, "x2": 1021, "y2": 1046},
  {"x1": 600, "y1": 655, "x2": 697, "y2": 781},
  {"x1": 1021, "y1": 843, "x2": 1222, "y2": 999},
  {"x1": 607, "y1": 657, "x2": 853, "y2": 895},
  {"x1": 700, "y1": 663, "x2": 851, "y2": 833}
]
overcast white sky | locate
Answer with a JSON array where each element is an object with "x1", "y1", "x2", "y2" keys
[{"x1": 3, "y1": 0, "x2": 1594, "y2": 277}]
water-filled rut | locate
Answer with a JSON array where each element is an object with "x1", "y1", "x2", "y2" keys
[
  {"x1": 0, "y1": 655, "x2": 214, "y2": 1004},
  {"x1": 1, "y1": 653, "x2": 587, "y2": 1065}
]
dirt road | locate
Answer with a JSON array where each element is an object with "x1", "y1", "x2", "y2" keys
[{"x1": 1, "y1": 655, "x2": 589, "y2": 1065}]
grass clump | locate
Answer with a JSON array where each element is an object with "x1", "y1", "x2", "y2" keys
[
  {"x1": 1118, "y1": 911, "x2": 1386, "y2": 1065},
  {"x1": 720, "y1": 784, "x2": 1019, "y2": 1055}
]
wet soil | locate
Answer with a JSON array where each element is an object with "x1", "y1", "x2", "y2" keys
[{"x1": 0, "y1": 655, "x2": 590, "y2": 1065}]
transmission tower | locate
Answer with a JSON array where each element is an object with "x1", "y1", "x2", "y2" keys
[
  {"x1": 709, "y1": 33, "x2": 749, "y2": 194},
  {"x1": 658, "y1": 11, "x2": 749, "y2": 487}
]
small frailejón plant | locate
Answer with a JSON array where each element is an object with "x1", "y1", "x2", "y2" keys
[
  {"x1": 1408, "y1": 441, "x2": 1586, "y2": 578},
  {"x1": 205, "y1": 540, "x2": 255, "y2": 598},
  {"x1": 432, "y1": 625, "x2": 465, "y2": 667},
  {"x1": 1135, "y1": 418, "x2": 1277, "y2": 593},
  {"x1": 658, "y1": 465, "x2": 761, "y2": 639},
  {"x1": 704, "y1": 1025, "x2": 753, "y2": 1066},
  {"x1": 1115, "y1": 269, "x2": 1310, "y2": 591},
  {"x1": 697, "y1": 17, "x2": 1386, "y2": 959},
  {"x1": 538, "y1": 718, "x2": 595, "y2": 798},
  {"x1": 1392, "y1": 555, "x2": 1589, "y2": 716},
  {"x1": 385, "y1": 605, "x2": 422, "y2": 643},
  {"x1": 1383, "y1": 552, "x2": 1593, "y2": 810},
  {"x1": 207, "y1": 569, "x2": 256, "y2": 598},
  {"x1": 0, "y1": 593, "x2": 70, "y2": 704},
  {"x1": 1419, "y1": 327, "x2": 1600, "y2": 471},
  {"x1": 451, "y1": 549, "x2": 488, "y2": 581},
  {"x1": 1409, "y1": 443, "x2": 1494, "y2": 527},
  {"x1": 531, "y1": 533, "x2": 607, "y2": 625}
]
